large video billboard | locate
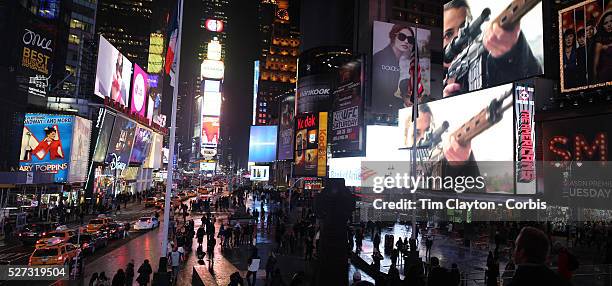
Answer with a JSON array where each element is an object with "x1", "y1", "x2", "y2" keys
[
  {"x1": 372, "y1": 21, "x2": 431, "y2": 115},
  {"x1": 542, "y1": 113, "x2": 612, "y2": 209},
  {"x1": 294, "y1": 113, "x2": 328, "y2": 177},
  {"x1": 106, "y1": 115, "x2": 137, "y2": 168},
  {"x1": 559, "y1": 0, "x2": 612, "y2": 92},
  {"x1": 202, "y1": 91, "x2": 222, "y2": 116},
  {"x1": 93, "y1": 110, "x2": 116, "y2": 163},
  {"x1": 331, "y1": 57, "x2": 364, "y2": 157},
  {"x1": 248, "y1": 126, "x2": 278, "y2": 163},
  {"x1": 68, "y1": 116, "x2": 92, "y2": 182},
  {"x1": 129, "y1": 126, "x2": 153, "y2": 164},
  {"x1": 441, "y1": 0, "x2": 543, "y2": 97},
  {"x1": 131, "y1": 64, "x2": 148, "y2": 117},
  {"x1": 95, "y1": 36, "x2": 133, "y2": 107},
  {"x1": 398, "y1": 83, "x2": 515, "y2": 194},
  {"x1": 144, "y1": 132, "x2": 163, "y2": 169},
  {"x1": 201, "y1": 116, "x2": 220, "y2": 158},
  {"x1": 19, "y1": 114, "x2": 73, "y2": 183},
  {"x1": 277, "y1": 95, "x2": 295, "y2": 160}
]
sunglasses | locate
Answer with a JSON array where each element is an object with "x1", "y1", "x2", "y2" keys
[{"x1": 396, "y1": 33, "x2": 415, "y2": 44}]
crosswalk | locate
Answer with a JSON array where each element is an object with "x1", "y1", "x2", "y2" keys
[{"x1": 0, "y1": 251, "x2": 31, "y2": 264}]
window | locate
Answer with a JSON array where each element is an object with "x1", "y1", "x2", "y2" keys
[
  {"x1": 70, "y1": 19, "x2": 86, "y2": 30},
  {"x1": 69, "y1": 34, "x2": 80, "y2": 45}
]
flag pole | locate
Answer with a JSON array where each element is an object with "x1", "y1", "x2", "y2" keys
[
  {"x1": 410, "y1": 21, "x2": 419, "y2": 240},
  {"x1": 158, "y1": 0, "x2": 184, "y2": 276}
]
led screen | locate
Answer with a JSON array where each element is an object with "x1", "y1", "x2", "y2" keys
[
  {"x1": 250, "y1": 166, "x2": 270, "y2": 181},
  {"x1": 93, "y1": 110, "x2": 116, "y2": 163},
  {"x1": 106, "y1": 115, "x2": 137, "y2": 167},
  {"x1": 248, "y1": 126, "x2": 278, "y2": 163},
  {"x1": 68, "y1": 116, "x2": 92, "y2": 182},
  {"x1": 94, "y1": 36, "x2": 133, "y2": 107},
  {"x1": 129, "y1": 126, "x2": 153, "y2": 164},
  {"x1": 130, "y1": 64, "x2": 148, "y2": 117}
]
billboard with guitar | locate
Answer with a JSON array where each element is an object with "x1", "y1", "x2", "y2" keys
[
  {"x1": 399, "y1": 83, "x2": 515, "y2": 194},
  {"x1": 442, "y1": 0, "x2": 544, "y2": 97}
]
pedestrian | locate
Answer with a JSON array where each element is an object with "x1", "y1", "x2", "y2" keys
[
  {"x1": 97, "y1": 271, "x2": 110, "y2": 286},
  {"x1": 246, "y1": 249, "x2": 261, "y2": 286},
  {"x1": 125, "y1": 260, "x2": 135, "y2": 286},
  {"x1": 89, "y1": 272, "x2": 98, "y2": 286},
  {"x1": 111, "y1": 269, "x2": 126, "y2": 286},
  {"x1": 265, "y1": 251, "x2": 277, "y2": 281},
  {"x1": 373, "y1": 232, "x2": 381, "y2": 252},
  {"x1": 197, "y1": 224, "x2": 205, "y2": 246},
  {"x1": 207, "y1": 235, "x2": 216, "y2": 269},
  {"x1": 136, "y1": 259, "x2": 152, "y2": 286},
  {"x1": 169, "y1": 246, "x2": 182, "y2": 282}
]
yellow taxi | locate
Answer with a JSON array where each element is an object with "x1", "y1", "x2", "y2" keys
[
  {"x1": 35, "y1": 228, "x2": 75, "y2": 248},
  {"x1": 29, "y1": 243, "x2": 81, "y2": 266},
  {"x1": 86, "y1": 216, "x2": 113, "y2": 233}
]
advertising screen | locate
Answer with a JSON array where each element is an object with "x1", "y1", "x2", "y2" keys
[
  {"x1": 559, "y1": 0, "x2": 612, "y2": 92},
  {"x1": 129, "y1": 126, "x2": 153, "y2": 164},
  {"x1": 441, "y1": 0, "x2": 543, "y2": 97},
  {"x1": 17, "y1": 24, "x2": 55, "y2": 97},
  {"x1": 131, "y1": 64, "x2": 148, "y2": 117},
  {"x1": 277, "y1": 95, "x2": 295, "y2": 160},
  {"x1": 200, "y1": 161, "x2": 216, "y2": 172},
  {"x1": 201, "y1": 59, "x2": 224, "y2": 79},
  {"x1": 294, "y1": 113, "x2": 328, "y2": 177},
  {"x1": 94, "y1": 36, "x2": 133, "y2": 107},
  {"x1": 542, "y1": 113, "x2": 612, "y2": 209},
  {"x1": 202, "y1": 91, "x2": 222, "y2": 116},
  {"x1": 162, "y1": 147, "x2": 169, "y2": 164},
  {"x1": 371, "y1": 21, "x2": 431, "y2": 115},
  {"x1": 514, "y1": 82, "x2": 536, "y2": 195},
  {"x1": 19, "y1": 114, "x2": 73, "y2": 183},
  {"x1": 296, "y1": 74, "x2": 333, "y2": 115},
  {"x1": 253, "y1": 61, "x2": 259, "y2": 125},
  {"x1": 93, "y1": 110, "x2": 116, "y2": 163},
  {"x1": 331, "y1": 57, "x2": 364, "y2": 157},
  {"x1": 106, "y1": 115, "x2": 137, "y2": 168},
  {"x1": 68, "y1": 116, "x2": 92, "y2": 183},
  {"x1": 250, "y1": 166, "x2": 270, "y2": 181},
  {"x1": 144, "y1": 132, "x2": 163, "y2": 169},
  {"x1": 201, "y1": 116, "x2": 220, "y2": 158},
  {"x1": 248, "y1": 126, "x2": 278, "y2": 163},
  {"x1": 148, "y1": 74, "x2": 163, "y2": 126},
  {"x1": 398, "y1": 83, "x2": 515, "y2": 194}
]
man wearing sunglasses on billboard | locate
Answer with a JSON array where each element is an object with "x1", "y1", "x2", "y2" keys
[{"x1": 442, "y1": 0, "x2": 542, "y2": 97}]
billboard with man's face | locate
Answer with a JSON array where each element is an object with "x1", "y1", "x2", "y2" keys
[
  {"x1": 95, "y1": 36, "x2": 132, "y2": 107},
  {"x1": 559, "y1": 0, "x2": 612, "y2": 92},
  {"x1": 372, "y1": 21, "x2": 431, "y2": 116},
  {"x1": 441, "y1": 0, "x2": 543, "y2": 97}
]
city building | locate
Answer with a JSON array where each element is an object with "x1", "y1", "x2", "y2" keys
[{"x1": 198, "y1": 0, "x2": 229, "y2": 61}]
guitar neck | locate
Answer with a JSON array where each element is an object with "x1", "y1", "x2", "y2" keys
[{"x1": 492, "y1": 0, "x2": 541, "y2": 30}]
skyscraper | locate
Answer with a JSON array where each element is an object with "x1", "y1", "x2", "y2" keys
[
  {"x1": 254, "y1": 0, "x2": 300, "y2": 125},
  {"x1": 198, "y1": 0, "x2": 229, "y2": 61}
]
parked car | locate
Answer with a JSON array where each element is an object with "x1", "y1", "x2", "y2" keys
[
  {"x1": 187, "y1": 190, "x2": 197, "y2": 198},
  {"x1": 155, "y1": 199, "x2": 165, "y2": 209},
  {"x1": 29, "y1": 243, "x2": 81, "y2": 266},
  {"x1": 35, "y1": 227, "x2": 75, "y2": 248},
  {"x1": 17, "y1": 222, "x2": 59, "y2": 246},
  {"x1": 68, "y1": 232, "x2": 108, "y2": 254},
  {"x1": 134, "y1": 217, "x2": 159, "y2": 230},
  {"x1": 144, "y1": 197, "x2": 157, "y2": 207},
  {"x1": 100, "y1": 222, "x2": 126, "y2": 239}
]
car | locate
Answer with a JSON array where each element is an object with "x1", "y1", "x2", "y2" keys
[
  {"x1": 17, "y1": 222, "x2": 59, "y2": 246},
  {"x1": 187, "y1": 190, "x2": 197, "y2": 198},
  {"x1": 100, "y1": 222, "x2": 126, "y2": 239},
  {"x1": 134, "y1": 217, "x2": 159, "y2": 230},
  {"x1": 86, "y1": 216, "x2": 114, "y2": 233},
  {"x1": 178, "y1": 192, "x2": 187, "y2": 201},
  {"x1": 68, "y1": 233, "x2": 108, "y2": 254},
  {"x1": 144, "y1": 197, "x2": 157, "y2": 207},
  {"x1": 155, "y1": 199, "x2": 165, "y2": 209},
  {"x1": 35, "y1": 227, "x2": 75, "y2": 248},
  {"x1": 29, "y1": 243, "x2": 81, "y2": 266}
]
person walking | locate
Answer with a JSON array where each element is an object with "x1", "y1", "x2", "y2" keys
[
  {"x1": 197, "y1": 224, "x2": 205, "y2": 247},
  {"x1": 207, "y1": 235, "x2": 216, "y2": 269},
  {"x1": 246, "y1": 249, "x2": 261, "y2": 286},
  {"x1": 125, "y1": 260, "x2": 135, "y2": 286},
  {"x1": 169, "y1": 246, "x2": 182, "y2": 284},
  {"x1": 111, "y1": 269, "x2": 126, "y2": 286},
  {"x1": 265, "y1": 251, "x2": 277, "y2": 282},
  {"x1": 136, "y1": 259, "x2": 152, "y2": 286},
  {"x1": 97, "y1": 272, "x2": 110, "y2": 286}
]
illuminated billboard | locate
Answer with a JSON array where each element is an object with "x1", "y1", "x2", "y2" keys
[
  {"x1": 106, "y1": 115, "x2": 137, "y2": 168},
  {"x1": 18, "y1": 114, "x2": 74, "y2": 183},
  {"x1": 294, "y1": 113, "x2": 328, "y2": 177},
  {"x1": 201, "y1": 116, "x2": 220, "y2": 158},
  {"x1": 207, "y1": 39, "x2": 222, "y2": 61},
  {"x1": 248, "y1": 126, "x2": 278, "y2": 163},
  {"x1": 250, "y1": 166, "x2": 270, "y2": 181},
  {"x1": 372, "y1": 21, "x2": 431, "y2": 115},
  {"x1": 95, "y1": 36, "x2": 133, "y2": 107},
  {"x1": 277, "y1": 95, "x2": 295, "y2": 160},
  {"x1": 202, "y1": 91, "x2": 222, "y2": 116},
  {"x1": 200, "y1": 161, "x2": 216, "y2": 172},
  {"x1": 441, "y1": 0, "x2": 543, "y2": 97},
  {"x1": 559, "y1": 0, "x2": 612, "y2": 92},
  {"x1": 147, "y1": 33, "x2": 164, "y2": 74},
  {"x1": 398, "y1": 83, "x2": 515, "y2": 194},
  {"x1": 129, "y1": 126, "x2": 153, "y2": 164},
  {"x1": 331, "y1": 57, "x2": 365, "y2": 157},
  {"x1": 201, "y1": 59, "x2": 224, "y2": 79},
  {"x1": 204, "y1": 19, "x2": 224, "y2": 32},
  {"x1": 131, "y1": 64, "x2": 148, "y2": 117},
  {"x1": 93, "y1": 110, "x2": 116, "y2": 163},
  {"x1": 144, "y1": 132, "x2": 163, "y2": 169},
  {"x1": 252, "y1": 61, "x2": 259, "y2": 125},
  {"x1": 17, "y1": 24, "x2": 55, "y2": 97},
  {"x1": 68, "y1": 116, "x2": 92, "y2": 183}
]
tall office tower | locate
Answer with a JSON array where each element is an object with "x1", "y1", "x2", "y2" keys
[
  {"x1": 198, "y1": 0, "x2": 229, "y2": 61},
  {"x1": 254, "y1": 0, "x2": 300, "y2": 125}
]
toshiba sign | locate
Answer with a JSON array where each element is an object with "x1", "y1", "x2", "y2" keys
[{"x1": 201, "y1": 59, "x2": 224, "y2": 79}]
